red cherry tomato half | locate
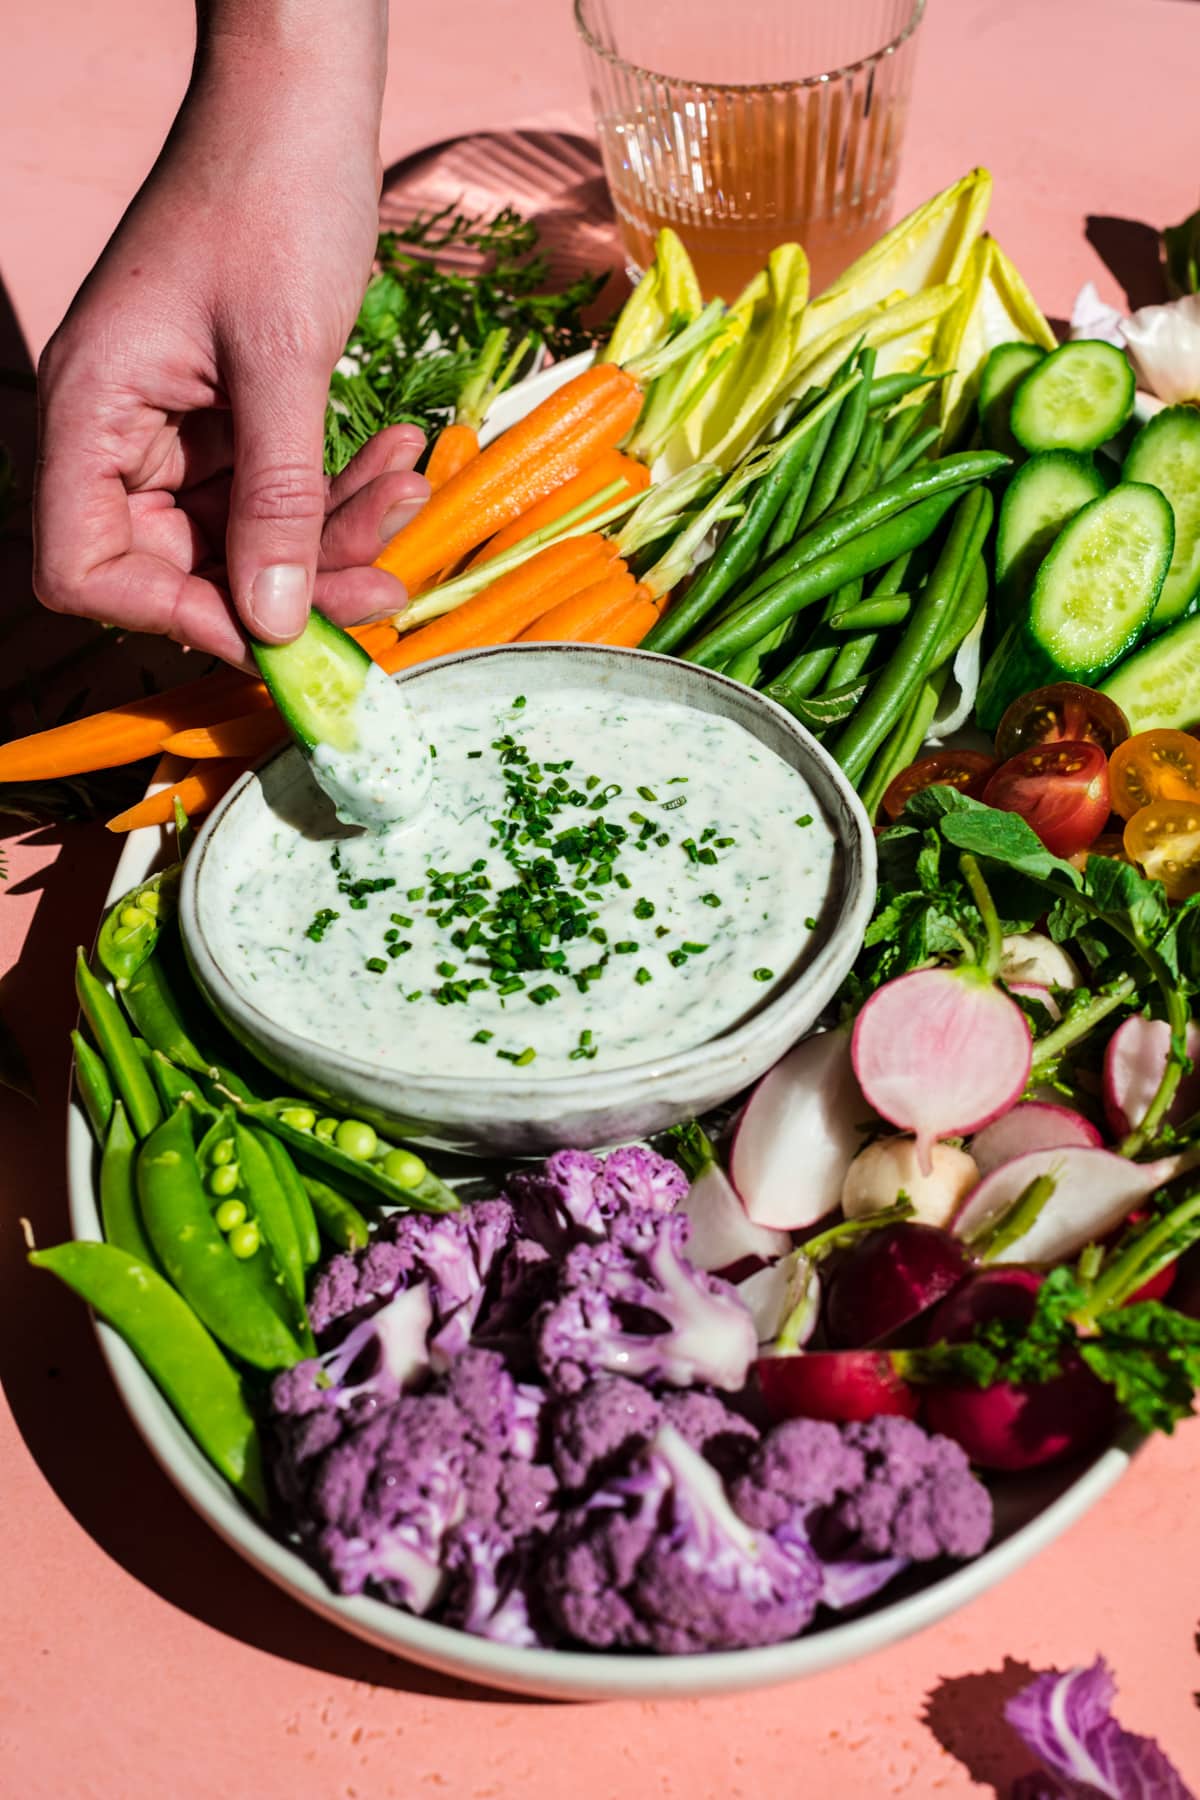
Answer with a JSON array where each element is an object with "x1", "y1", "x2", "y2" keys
[
  {"x1": 994, "y1": 682, "x2": 1130, "y2": 761},
  {"x1": 881, "y1": 749, "x2": 1000, "y2": 822},
  {"x1": 982, "y1": 740, "x2": 1111, "y2": 858}
]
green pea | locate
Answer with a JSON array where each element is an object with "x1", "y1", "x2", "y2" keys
[
  {"x1": 139, "y1": 890, "x2": 161, "y2": 917},
  {"x1": 210, "y1": 1137, "x2": 236, "y2": 1167},
  {"x1": 120, "y1": 905, "x2": 152, "y2": 929},
  {"x1": 314, "y1": 1117, "x2": 339, "y2": 1143},
  {"x1": 214, "y1": 1198, "x2": 247, "y2": 1232},
  {"x1": 228, "y1": 1222, "x2": 261, "y2": 1260},
  {"x1": 280, "y1": 1106, "x2": 316, "y2": 1132},
  {"x1": 208, "y1": 1164, "x2": 240, "y2": 1198},
  {"x1": 382, "y1": 1147, "x2": 427, "y2": 1190},
  {"x1": 335, "y1": 1119, "x2": 377, "y2": 1160}
]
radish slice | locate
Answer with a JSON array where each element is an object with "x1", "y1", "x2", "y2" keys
[
  {"x1": 1103, "y1": 1014, "x2": 1200, "y2": 1139},
  {"x1": 736, "y1": 1252, "x2": 820, "y2": 1346},
  {"x1": 679, "y1": 1165, "x2": 791, "y2": 1275},
  {"x1": 951, "y1": 1144, "x2": 1199, "y2": 1265},
  {"x1": 851, "y1": 968, "x2": 1032, "y2": 1174},
  {"x1": 730, "y1": 1029, "x2": 866, "y2": 1231},
  {"x1": 1007, "y1": 981, "x2": 1063, "y2": 1024},
  {"x1": 970, "y1": 1102, "x2": 1103, "y2": 1175}
]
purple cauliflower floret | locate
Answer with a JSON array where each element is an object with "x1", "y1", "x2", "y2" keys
[
  {"x1": 831, "y1": 1415, "x2": 993, "y2": 1561},
  {"x1": 292, "y1": 1348, "x2": 556, "y2": 1614},
  {"x1": 731, "y1": 1418, "x2": 867, "y2": 1530},
  {"x1": 535, "y1": 1209, "x2": 757, "y2": 1396},
  {"x1": 505, "y1": 1145, "x2": 686, "y2": 1254},
  {"x1": 307, "y1": 1199, "x2": 514, "y2": 1361},
  {"x1": 541, "y1": 1425, "x2": 821, "y2": 1654},
  {"x1": 658, "y1": 1389, "x2": 759, "y2": 1477},
  {"x1": 549, "y1": 1379, "x2": 758, "y2": 1492},
  {"x1": 440, "y1": 1526, "x2": 544, "y2": 1648}
]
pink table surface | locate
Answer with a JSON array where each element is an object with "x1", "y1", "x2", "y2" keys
[{"x1": 3, "y1": 2, "x2": 1200, "y2": 1793}]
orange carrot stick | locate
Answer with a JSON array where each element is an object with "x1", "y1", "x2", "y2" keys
[
  {"x1": 379, "y1": 536, "x2": 613, "y2": 673},
  {"x1": 516, "y1": 565, "x2": 636, "y2": 643},
  {"x1": 425, "y1": 422, "x2": 480, "y2": 490},
  {"x1": 375, "y1": 364, "x2": 643, "y2": 592},
  {"x1": 589, "y1": 590, "x2": 660, "y2": 648},
  {"x1": 106, "y1": 760, "x2": 246, "y2": 833},
  {"x1": 469, "y1": 453, "x2": 650, "y2": 568},
  {"x1": 163, "y1": 712, "x2": 288, "y2": 761}
]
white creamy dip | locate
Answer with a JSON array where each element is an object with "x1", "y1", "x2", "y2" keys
[
  {"x1": 201, "y1": 685, "x2": 838, "y2": 1079},
  {"x1": 311, "y1": 661, "x2": 432, "y2": 830}
]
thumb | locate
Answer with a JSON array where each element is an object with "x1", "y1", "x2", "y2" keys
[{"x1": 225, "y1": 360, "x2": 330, "y2": 643}]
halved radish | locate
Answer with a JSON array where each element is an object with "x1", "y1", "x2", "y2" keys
[
  {"x1": 970, "y1": 1102, "x2": 1103, "y2": 1176},
  {"x1": 679, "y1": 1162, "x2": 791, "y2": 1275},
  {"x1": 735, "y1": 1255, "x2": 819, "y2": 1346},
  {"x1": 951, "y1": 1144, "x2": 1200, "y2": 1265},
  {"x1": 730, "y1": 1029, "x2": 866, "y2": 1231},
  {"x1": 755, "y1": 1349, "x2": 918, "y2": 1424},
  {"x1": 851, "y1": 968, "x2": 1032, "y2": 1174},
  {"x1": 1007, "y1": 981, "x2": 1063, "y2": 1024},
  {"x1": 824, "y1": 1223, "x2": 970, "y2": 1348},
  {"x1": 1103, "y1": 1014, "x2": 1200, "y2": 1139}
]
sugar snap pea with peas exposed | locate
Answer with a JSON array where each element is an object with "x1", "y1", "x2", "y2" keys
[{"x1": 223, "y1": 1093, "x2": 458, "y2": 1214}]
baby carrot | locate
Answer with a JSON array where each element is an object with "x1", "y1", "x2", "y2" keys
[
  {"x1": 163, "y1": 712, "x2": 287, "y2": 761},
  {"x1": 517, "y1": 565, "x2": 637, "y2": 642},
  {"x1": 470, "y1": 453, "x2": 650, "y2": 567},
  {"x1": 424, "y1": 421, "x2": 480, "y2": 490},
  {"x1": 591, "y1": 591, "x2": 660, "y2": 648},
  {"x1": 106, "y1": 761, "x2": 246, "y2": 834}
]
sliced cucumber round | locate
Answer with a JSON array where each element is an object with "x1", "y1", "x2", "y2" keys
[
  {"x1": 979, "y1": 340, "x2": 1046, "y2": 454},
  {"x1": 1100, "y1": 610, "x2": 1200, "y2": 733},
  {"x1": 994, "y1": 449, "x2": 1106, "y2": 626},
  {"x1": 1122, "y1": 404, "x2": 1200, "y2": 627},
  {"x1": 1010, "y1": 339, "x2": 1135, "y2": 453},
  {"x1": 253, "y1": 610, "x2": 372, "y2": 753}
]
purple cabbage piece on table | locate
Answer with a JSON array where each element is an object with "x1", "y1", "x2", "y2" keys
[{"x1": 1006, "y1": 1658, "x2": 1197, "y2": 1800}]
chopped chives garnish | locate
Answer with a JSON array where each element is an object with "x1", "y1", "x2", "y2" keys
[
  {"x1": 795, "y1": 814, "x2": 813, "y2": 827},
  {"x1": 753, "y1": 967, "x2": 774, "y2": 982},
  {"x1": 364, "y1": 958, "x2": 387, "y2": 974},
  {"x1": 700, "y1": 893, "x2": 721, "y2": 907},
  {"x1": 473, "y1": 1030, "x2": 494, "y2": 1043},
  {"x1": 635, "y1": 967, "x2": 652, "y2": 985}
]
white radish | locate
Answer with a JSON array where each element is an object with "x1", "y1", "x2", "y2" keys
[
  {"x1": 1007, "y1": 981, "x2": 1063, "y2": 1024},
  {"x1": 1000, "y1": 932, "x2": 1082, "y2": 991},
  {"x1": 679, "y1": 1164, "x2": 791, "y2": 1275},
  {"x1": 735, "y1": 1252, "x2": 820, "y2": 1347},
  {"x1": 1103, "y1": 1014, "x2": 1200, "y2": 1139},
  {"x1": 730, "y1": 1029, "x2": 867, "y2": 1231},
  {"x1": 970, "y1": 1102, "x2": 1103, "y2": 1176},
  {"x1": 841, "y1": 1136, "x2": 980, "y2": 1230},
  {"x1": 851, "y1": 968, "x2": 1032, "y2": 1174},
  {"x1": 951, "y1": 1143, "x2": 1200, "y2": 1265}
]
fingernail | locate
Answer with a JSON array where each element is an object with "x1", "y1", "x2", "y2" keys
[
  {"x1": 250, "y1": 564, "x2": 309, "y2": 638},
  {"x1": 379, "y1": 494, "x2": 429, "y2": 544}
]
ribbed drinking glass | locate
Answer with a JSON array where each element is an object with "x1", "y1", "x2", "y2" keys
[{"x1": 575, "y1": 0, "x2": 926, "y2": 299}]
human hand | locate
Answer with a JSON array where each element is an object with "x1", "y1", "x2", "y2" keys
[{"x1": 34, "y1": 5, "x2": 417, "y2": 668}]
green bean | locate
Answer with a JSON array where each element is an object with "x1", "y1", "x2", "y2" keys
[
  {"x1": 823, "y1": 548, "x2": 915, "y2": 691},
  {"x1": 75, "y1": 948, "x2": 162, "y2": 1139},
  {"x1": 771, "y1": 677, "x2": 870, "y2": 732},
  {"x1": 866, "y1": 369, "x2": 946, "y2": 410},
  {"x1": 138, "y1": 1106, "x2": 305, "y2": 1371},
  {"x1": 798, "y1": 346, "x2": 876, "y2": 530},
  {"x1": 933, "y1": 548, "x2": 989, "y2": 667},
  {"x1": 831, "y1": 592, "x2": 913, "y2": 631},
  {"x1": 28, "y1": 1240, "x2": 267, "y2": 1510},
  {"x1": 725, "y1": 450, "x2": 1008, "y2": 613},
  {"x1": 119, "y1": 950, "x2": 208, "y2": 1073},
  {"x1": 859, "y1": 668, "x2": 951, "y2": 819},
  {"x1": 641, "y1": 373, "x2": 860, "y2": 654},
  {"x1": 72, "y1": 1030, "x2": 114, "y2": 1139},
  {"x1": 301, "y1": 1173, "x2": 371, "y2": 1252},
  {"x1": 883, "y1": 423, "x2": 942, "y2": 480},
  {"x1": 685, "y1": 487, "x2": 962, "y2": 669},
  {"x1": 100, "y1": 1100, "x2": 157, "y2": 1267},
  {"x1": 766, "y1": 580, "x2": 862, "y2": 706},
  {"x1": 762, "y1": 384, "x2": 849, "y2": 558},
  {"x1": 222, "y1": 1091, "x2": 459, "y2": 1215},
  {"x1": 232, "y1": 1121, "x2": 308, "y2": 1317},
  {"x1": 830, "y1": 484, "x2": 995, "y2": 785}
]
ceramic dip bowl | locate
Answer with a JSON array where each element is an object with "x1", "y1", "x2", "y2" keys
[{"x1": 180, "y1": 643, "x2": 876, "y2": 1156}]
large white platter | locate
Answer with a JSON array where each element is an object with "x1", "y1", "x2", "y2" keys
[{"x1": 64, "y1": 358, "x2": 1138, "y2": 1699}]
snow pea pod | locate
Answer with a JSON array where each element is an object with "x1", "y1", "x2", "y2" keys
[
  {"x1": 120, "y1": 949, "x2": 208, "y2": 1073},
  {"x1": 74, "y1": 948, "x2": 162, "y2": 1139},
  {"x1": 28, "y1": 1240, "x2": 267, "y2": 1511},
  {"x1": 137, "y1": 1106, "x2": 306, "y2": 1371},
  {"x1": 685, "y1": 488, "x2": 962, "y2": 669},
  {"x1": 831, "y1": 485, "x2": 994, "y2": 786},
  {"x1": 149, "y1": 1047, "x2": 209, "y2": 1113},
  {"x1": 798, "y1": 346, "x2": 875, "y2": 530},
  {"x1": 231, "y1": 1120, "x2": 307, "y2": 1315},
  {"x1": 227, "y1": 1093, "x2": 459, "y2": 1214},
  {"x1": 206, "y1": 1064, "x2": 319, "y2": 1267},
  {"x1": 301, "y1": 1173, "x2": 371, "y2": 1252},
  {"x1": 728, "y1": 450, "x2": 1009, "y2": 613},
  {"x1": 95, "y1": 865, "x2": 180, "y2": 989},
  {"x1": 72, "y1": 1030, "x2": 114, "y2": 1140},
  {"x1": 100, "y1": 1099, "x2": 157, "y2": 1267}
]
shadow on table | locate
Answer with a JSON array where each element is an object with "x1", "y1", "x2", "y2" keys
[
  {"x1": 922, "y1": 1659, "x2": 1040, "y2": 1795},
  {"x1": 1085, "y1": 214, "x2": 1167, "y2": 312},
  {"x1": 0, "y1": 257, "x2": 550, "y2": 1708}
]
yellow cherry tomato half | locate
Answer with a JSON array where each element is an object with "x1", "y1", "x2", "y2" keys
[
  {"x1": 1123, "y1": 800, "x2": 1200, "y2": 901},
  {"x1": 1108, "y1": 729, "x2": 1200, "y2": 821}
]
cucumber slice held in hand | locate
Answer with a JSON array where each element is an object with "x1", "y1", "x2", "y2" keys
[
  {"x1": 1122, "y1": 404, "x2": 1200, "y2": 626},
  {"x1": 977, "y1": 482, "x2": 1173, "y2": 729},
  {"x1": 1010, "y1": 338, "x2": 1135, "y2": 454},
  {"x1": 253, "y1": 610, "x2": 430, "y2": 830}
]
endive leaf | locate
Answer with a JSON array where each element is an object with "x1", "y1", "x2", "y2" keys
[
  {"x1": 936, "y1": 236, "x2": 1057, "y2": 442},
  {"x1": 787, "y1": 285, "x2": 959, "y2": 396},
  {"x1": 697, "y1": 243, "x2": 811, "y2": 467},
  {"x1": 603, "y1": 228, "x2": 703, "y2": 367}
]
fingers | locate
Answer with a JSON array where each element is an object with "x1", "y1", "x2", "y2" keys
[
  {"x1": 314, "y1": 565, "x2": 407, "y2": 627},
  {"x1": 319, "y1": 468, "x2": 430, "y2": 572},
  {"x1": 327, "y1": 423, "x2": 425, "y2": 509},
  {"x1": 224, "y1": 357, "x2": 331, "y2": 645}
]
